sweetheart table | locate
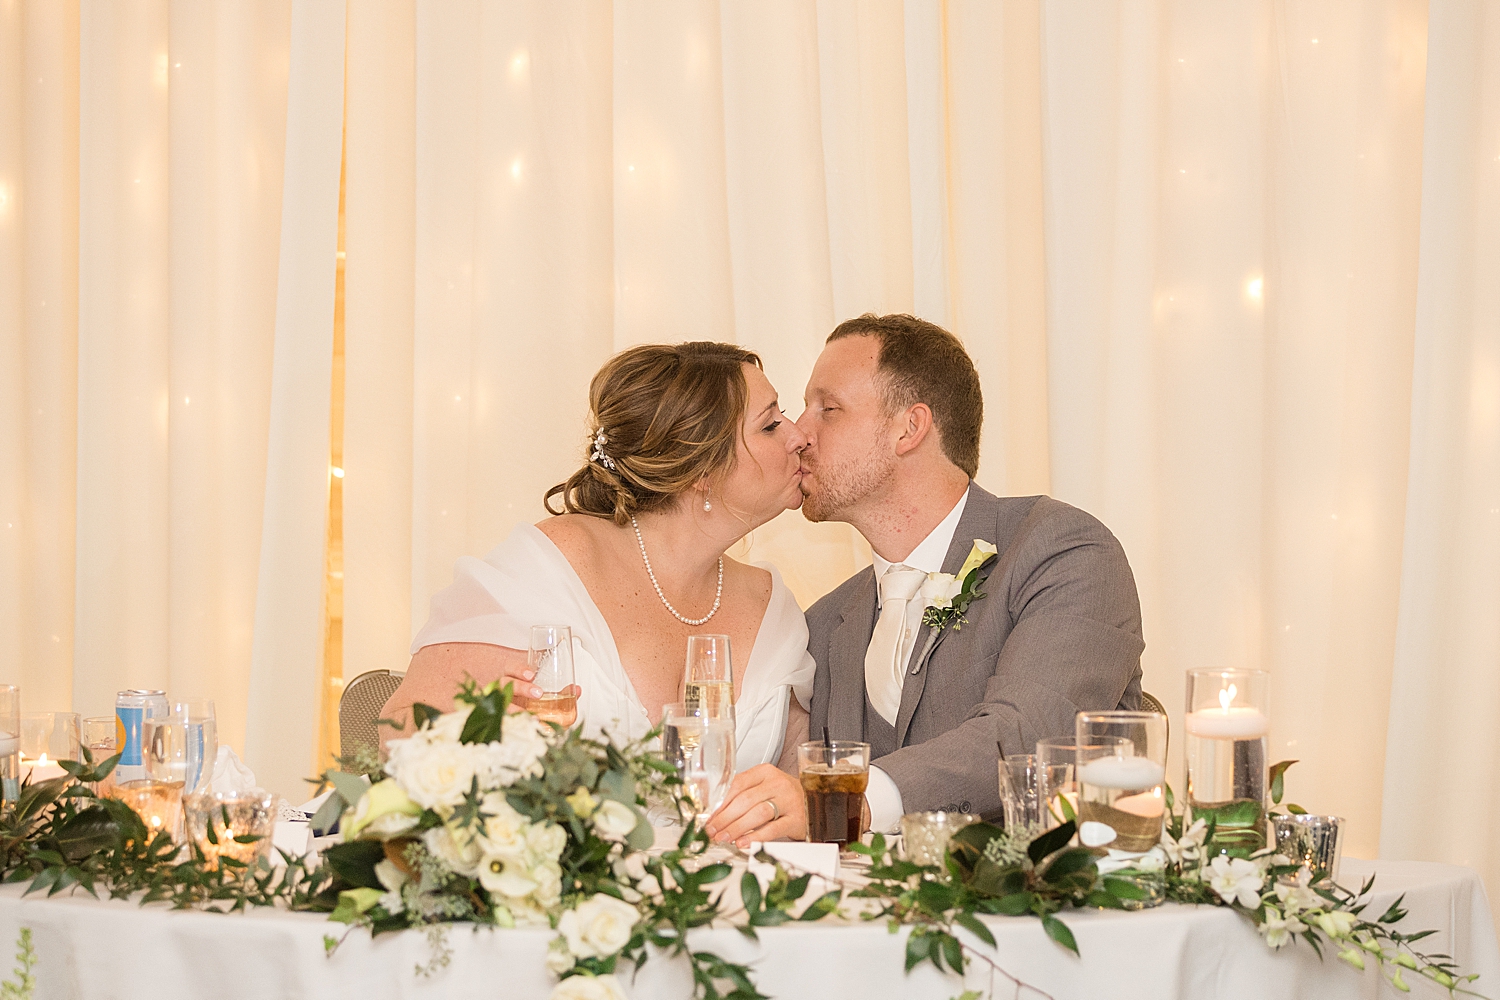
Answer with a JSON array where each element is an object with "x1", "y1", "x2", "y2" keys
[{"x1": 0, "y1": 858, "x2": 1494, "y2": 999}]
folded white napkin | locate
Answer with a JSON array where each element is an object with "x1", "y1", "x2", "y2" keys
[{"x1": 207, "y1": 745, "x2": 258, "y2": 794}]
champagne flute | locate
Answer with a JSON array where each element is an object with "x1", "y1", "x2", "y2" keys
[
  {"x1": 521, "y1": 625, "x2": 577, "y2": 725},
  {"x1": 83, "y1": 716, "x2": 118, "y2": 795},
  {"x1": 683, "y1": 634, "x2": 733, "y2": 721}
]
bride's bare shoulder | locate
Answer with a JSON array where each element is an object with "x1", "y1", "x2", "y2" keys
[
  {"x1": 535, "y1": 514, "x2": 613, "y2": 567},
  {"x1": 724, "y1": 557, "x2": 772, "y2": 600}
]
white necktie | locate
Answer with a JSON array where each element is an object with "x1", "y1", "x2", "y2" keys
[{"x1": 865, "y1": 565, "x2": 928, "y2": 726}]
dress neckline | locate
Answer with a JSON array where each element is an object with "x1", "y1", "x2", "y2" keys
[{"x1": 518, "y1": 523, "x2": 778, "y2": 724}]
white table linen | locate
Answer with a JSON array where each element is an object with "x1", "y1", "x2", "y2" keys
[{"x1": 0, "y1": 859, "x2": 1494, "y2": 999}]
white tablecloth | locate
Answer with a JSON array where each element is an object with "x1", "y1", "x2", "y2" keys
[{"x1": 0, "y1": 859, "x2": 1494, "y2": 999}]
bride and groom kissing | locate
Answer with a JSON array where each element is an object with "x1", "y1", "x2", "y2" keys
[{"x1": 382, "y1": 312, "x2": 1144, "y2": 846}]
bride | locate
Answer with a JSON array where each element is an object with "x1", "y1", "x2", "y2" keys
[{"x1": 381, "y1": 342, "x2": 812, "y2": 838}]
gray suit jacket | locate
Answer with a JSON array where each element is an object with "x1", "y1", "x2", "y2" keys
[{"x1": 806, "y1": 482, "x2": 1144, "y2": 820}]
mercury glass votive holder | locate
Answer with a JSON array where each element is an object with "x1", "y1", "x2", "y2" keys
[
  {"x1": 184, "y1": 788, "x2": 277, "y2": 870},
  {"x1": 110, "y1": 779, "x2": 184, "y2": 843},
  {"x1": 1184, "y1": 669, "x2": 1270, "y2": 855},
  {"x1": 1270, "y1": 814, "x2": 1345, "y2": 886},
  {"x1": 900, "y1": 811, "x2": 980, "y2": 867}
]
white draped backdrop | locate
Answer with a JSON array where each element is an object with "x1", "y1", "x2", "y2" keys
[{"x1": 0, "y1": 0, "x2": 1496, "y2": 919}]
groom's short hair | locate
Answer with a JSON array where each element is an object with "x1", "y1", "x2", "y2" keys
[{"x1": 827, "y1": 313, "x2": 983, "y2": 478}]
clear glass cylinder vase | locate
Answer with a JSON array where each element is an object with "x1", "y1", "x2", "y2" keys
[{"x1": 1184, "y1": 668, "x2": 1270, "y2": 856}]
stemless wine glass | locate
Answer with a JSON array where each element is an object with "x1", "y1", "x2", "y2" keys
[
  {"x1": 683, "y1": 634, "x2": 733, "y2": 721},
  {"x1": 1035, "y1": 734, "x2": 1131, "y2": 830},
  {"x1": 523, "y1": 625, "x2": 577, "y2": 726},
  {"x1": 662, "y1": 701, "x2": 734, "y2": 824}
]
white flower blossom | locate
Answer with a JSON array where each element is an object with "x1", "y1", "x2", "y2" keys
[
  {"x1": 527, "y1": 821, "x2": 568, "y2": 861},
  {"x1": 1314, "y1": 909, "x2": 1357, "y2": 940},
  {"x1": 386, "y1": 738, "x2": 477, "y2": 812},
  {"x1": 545, "y1": 936, "x2": 576, "y2": 976},
  {"x1": 1207, "y1": 855, "x2": 1265, "y2": 908},
  {"x1": 558, "y1": 894, "x2": 640, "y2": 959},
  {"x1": 1273, "y1": 866, "x2": 1321, "y2": 916},
  {"x1": 480, "y1": 851, "x2": 540, "y2": 899},
  {"x1": 533, "y1": 861, "x2": 563, "y2": 906},
  {"x1": 918, "y1": 573, "x2": 964, "y2": 610},
  {"x1": 550, "y1": 974, "x2": 630, "y2": 1000},
  {"x1": 592, "y1": 800, "x2": 639, "y2": 843},
  {"x1": 1259, "y1": 904, "x2": 1306, "y2": 949},
  {"x1": 1160, "y1": 817, "x2": 1208, "y2": 868},
  {"x1": 374, "y1": 859, "x2": 408, "y2": 915}
]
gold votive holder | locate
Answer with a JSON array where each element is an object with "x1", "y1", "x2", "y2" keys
[
  {"x1": 110, "y1": 779, "x2": 184, "y2": 842},
  {"x1": 183, "y1": 788, "x2": 277, "y2": 870},
  {"x1": 899, "y1": 811, "x2": 981, "y2": 867}
]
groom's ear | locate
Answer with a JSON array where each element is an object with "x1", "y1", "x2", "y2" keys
[{"x1": 892, "y1": 402, "x2": 937, "y2": 458}]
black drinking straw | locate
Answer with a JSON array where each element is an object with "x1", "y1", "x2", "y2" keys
[{"x1": 823, "y1": 725, "x2": 832, "y2": 749}]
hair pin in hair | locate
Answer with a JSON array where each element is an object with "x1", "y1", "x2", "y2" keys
[{"x1": 589, "y1": 427, "x2": 617, "y2": 471}]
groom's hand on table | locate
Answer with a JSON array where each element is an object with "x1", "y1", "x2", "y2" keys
[{"x1": 706, "y1": 764, "x2": 807, "y2": 847}]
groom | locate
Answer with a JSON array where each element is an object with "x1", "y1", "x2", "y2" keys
[{"x1": 708, "y1": 313, "x2": 1143, "y2": 844}]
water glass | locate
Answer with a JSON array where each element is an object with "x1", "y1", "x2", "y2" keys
[
  {"x1": 0, "y1": 686, "x2": 18, "y2": 802},
  {"x1": 1034, "y1": 735, "x2": 1130, "y2": 829},
  {"x1": 662, "y1": 702, "x2": 734, "y2": 823},
  {"x1": 83, "y1": 716, "x2": 118, "y2": 794},
  {"x1": 683, "y1": 634, "x2": 733, "y2": 720},
  {"x1": 999, "y1": 753, "x2": 1065, "y2": 836},
  {"x1": 174, "y1": 699, "x2": 218, "y2": 791},
  {"x1": 184, "y1": 787, "x2": 277, "y2": 870},
  {"x1": 521, "y1": 625, "x2": 577, "y2": 725}
]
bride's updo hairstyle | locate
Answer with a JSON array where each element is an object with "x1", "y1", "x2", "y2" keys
[{"x1": 545, "y1": 342, "x2": 764, "y2": 525}]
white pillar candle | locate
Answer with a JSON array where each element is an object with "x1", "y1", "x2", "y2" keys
[
  {"x1": 1184, "y1": 708, "x2": 1270, "y2": 739},
  {"x1": 1077, "y1": 755, "x2": 1165, "y2": 790}
]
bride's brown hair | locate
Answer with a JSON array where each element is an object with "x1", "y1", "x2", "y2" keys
[{"x1": 545, "y1": 342, "x2": 764, "y2": 525}]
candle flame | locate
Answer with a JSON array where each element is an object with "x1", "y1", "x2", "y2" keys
[{"x1": 1219, "y1": 684, "x2": 1238, "y2": 711}]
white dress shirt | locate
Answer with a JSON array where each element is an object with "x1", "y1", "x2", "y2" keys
[{"x1": 865, "y1": 490, "x2": 969, "y2": 834}]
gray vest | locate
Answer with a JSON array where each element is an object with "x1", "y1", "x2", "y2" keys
[{"x1": 863, "y1": 692, "x2": 899, "y2": 759}]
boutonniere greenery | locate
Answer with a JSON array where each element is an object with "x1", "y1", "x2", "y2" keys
[{"x1": 919, "y1": 539, "x2": 999, "y2": 633}]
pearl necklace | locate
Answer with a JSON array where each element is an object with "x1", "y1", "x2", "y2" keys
[{"x1": 630, "y1": 515, "x2": 723, "y2": 626}]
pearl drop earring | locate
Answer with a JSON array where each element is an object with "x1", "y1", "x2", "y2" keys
[{"x1": 704, "y1": 496, "x2": 712, "y2": 513}]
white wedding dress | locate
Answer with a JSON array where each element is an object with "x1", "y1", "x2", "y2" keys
[{"x1": 411, "y1": 524, "x2": 814, "y2": 769}]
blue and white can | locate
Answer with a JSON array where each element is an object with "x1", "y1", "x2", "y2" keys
[{"x1": 114, "y1": 690, "x2": 168, "y2": 784}]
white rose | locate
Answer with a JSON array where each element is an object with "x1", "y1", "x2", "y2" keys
[
  {"x1": 591, "y1": 800, "x2": 639, "y2": 843},
  {"x1": 473, "y1": 715, "x2": 551, "y2": 788},
  {"x1": 423, "y1": 822, "x2": 482, "y2": 878},
  {"x1": 480, "y1": 799, "x2": 530, "y2": 858},
  {"x1": 545, "y1": 937, "x2": 576, "y2": 976},
  {"x1": 558, "y1": 894, "x2": 640, "y2": 959},
  {"x1": 550, "y1": 974, "x2": 629, "y2": 1000},
  {"x1": 918, "y1": 572, "x2": 964, "y2": 609},
  {"x1": 387, "y1": 739, "x2": 477, "y2": 811},
  {"x1": 533, "y1": 861, "x2": 563, "y2": 905},
  {"x1": 527, "y1": 821, "x2": 568, "y2": 860}
]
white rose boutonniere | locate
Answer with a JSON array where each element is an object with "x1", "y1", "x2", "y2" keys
[{"x1": 919, "y1": 539, "x2": 999, "y2": 633}]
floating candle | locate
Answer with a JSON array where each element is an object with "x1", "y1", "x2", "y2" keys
[
  {"x1": 20, "y1": 754, "x2": 66, "y2": 784},
  {"x1": 1077, "y1": 755, "x2": 1165, "y2": 790},
  {"x1": 1185, "y1": 684, "x2": 1270, "y2": 738}
]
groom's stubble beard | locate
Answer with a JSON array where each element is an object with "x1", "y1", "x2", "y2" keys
[{"x1": 799, "y1": 427, "x2": 895, "y2": 524}]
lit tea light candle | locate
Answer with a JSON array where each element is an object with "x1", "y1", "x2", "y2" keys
[
  {"x1": 1112, "y1": 786, "x2": 1166, "y2": 818},
  {"x1": 1184, "y1": 684, "x2": 1270, "y2": 738},
  {"x1": 19, "y1": 753, "x2": 67, "y2": 784}
]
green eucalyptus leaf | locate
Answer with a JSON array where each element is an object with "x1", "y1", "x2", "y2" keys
[
  {"x1": 1268, "y1": 760, "x2": 1298, "y2": 806},
  {"x1": 953, "y1": 911, "x2": 996, "y2": 947},
  {"x1": 410, "y1": 703, "x2": 442, "y2": 730},
  {"x1": 54, "y1": 805, "x2": 121, "y2": 861},
  {"x1": 740, "y1": 871, "x2": 762, "y2": 916},
  {"x1": 904, "y1": 930, "x2": 932, "y2": 972}
]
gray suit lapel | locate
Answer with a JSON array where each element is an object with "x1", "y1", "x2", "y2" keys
[
  {"x1": 894, "y1": 483, "x2": 1002, "y2": 745},
  {"x1": 827, "y1": 570, "x2": 877, "y2": 742}
]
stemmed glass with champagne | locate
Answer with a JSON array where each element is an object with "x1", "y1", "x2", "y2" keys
[
  {"x1": 518, "y1": 626, "x2": 577, "y2": 725},
  {"x1": 664, "y1": 635, "x2": 736, "y2": 824}
]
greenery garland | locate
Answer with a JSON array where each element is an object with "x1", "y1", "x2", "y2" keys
[{"x1": 0, "y1": 692, "x2": 1484, "y2": 1000}]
